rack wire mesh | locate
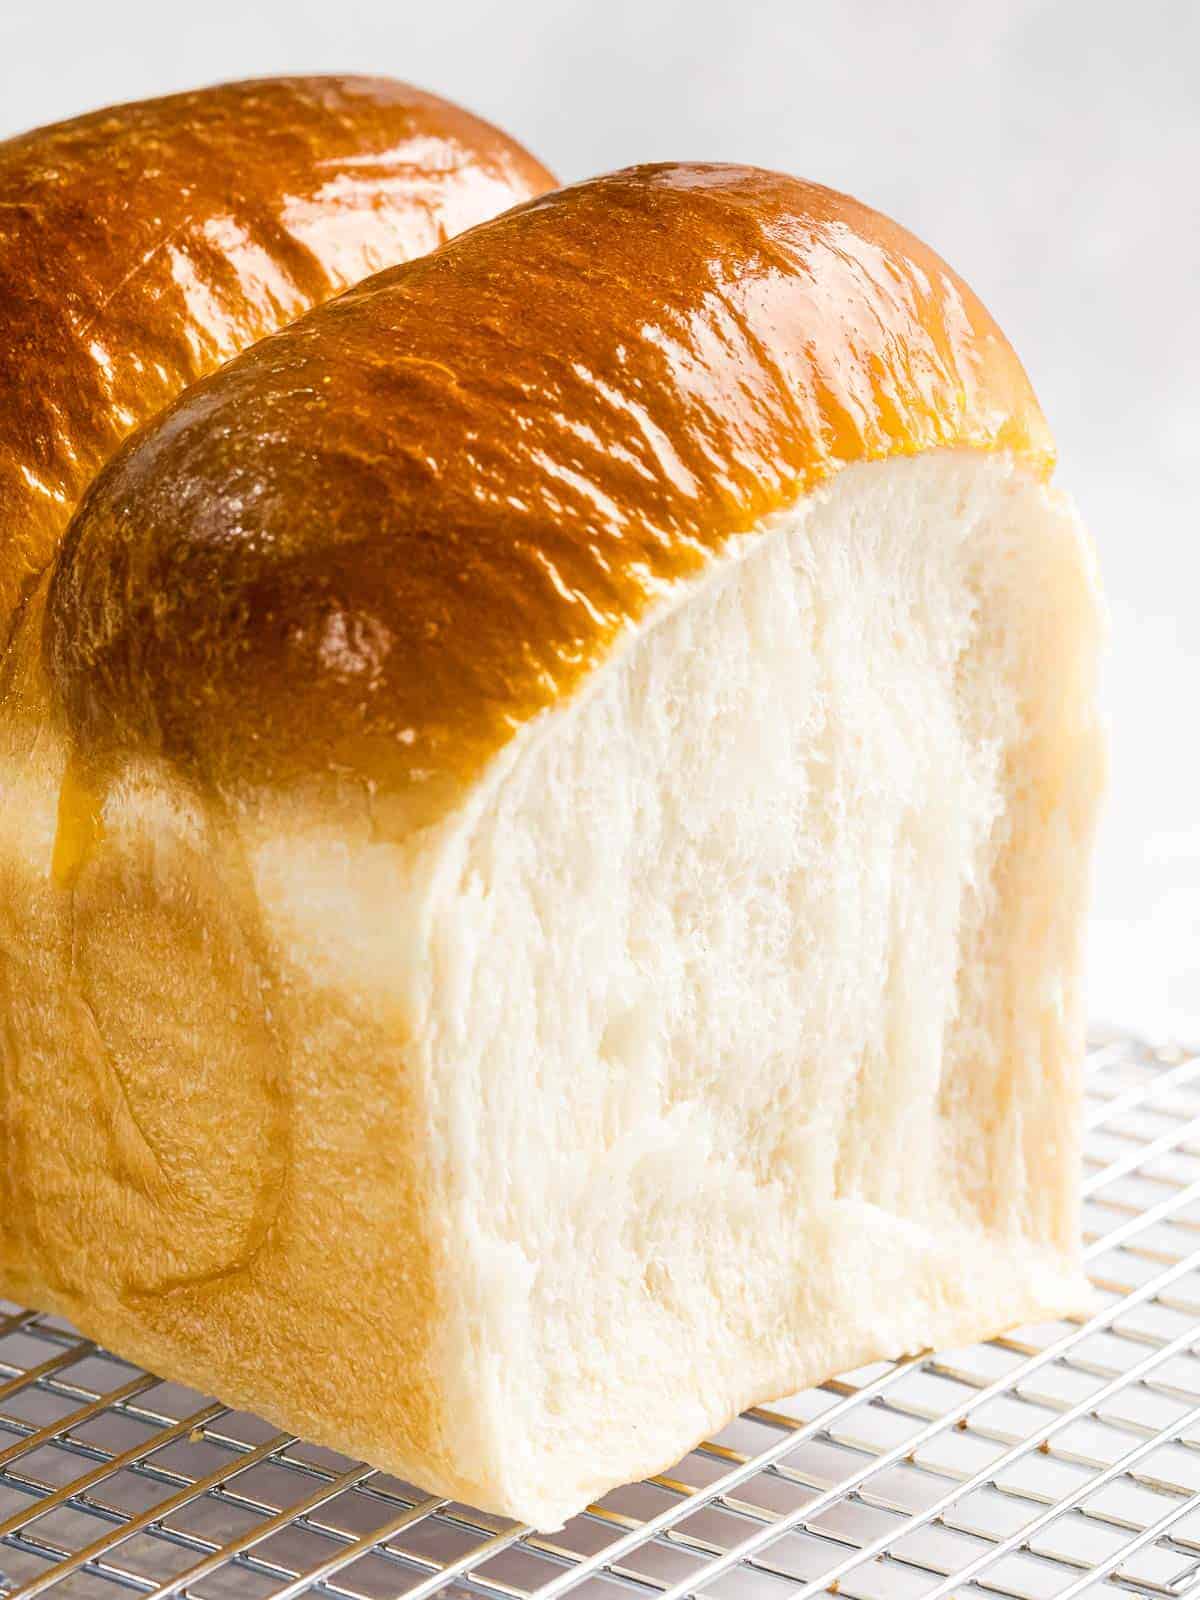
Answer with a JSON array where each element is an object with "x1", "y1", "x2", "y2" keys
[{"x1": 4, "y1": 1031, "x2": 1200, "y2": 1600}]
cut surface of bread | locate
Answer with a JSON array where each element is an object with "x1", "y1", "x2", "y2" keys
[{"x1": 0, "y1": 160, "x2": 1105, "y2": 1529}]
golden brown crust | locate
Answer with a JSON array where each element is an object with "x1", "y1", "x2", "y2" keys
[
  {"x1": 48, "y1": 162, "x2": 1054, "y2": 819},
  {"x1": 0, "y1": 74, "x2": 554, "y2": 645}
]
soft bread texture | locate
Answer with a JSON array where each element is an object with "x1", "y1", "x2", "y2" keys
[{"x1": 0, "y1": 161, "x2": 1105, "y2": 1529}]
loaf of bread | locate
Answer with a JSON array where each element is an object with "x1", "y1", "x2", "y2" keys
[{"x1": 0, "y1": 126, "x2": 1104, "y2": 1529}]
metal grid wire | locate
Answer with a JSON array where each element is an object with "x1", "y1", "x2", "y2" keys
[{"x1": 5, "y1": 1032, "x2": 1200, "y2": 1600}]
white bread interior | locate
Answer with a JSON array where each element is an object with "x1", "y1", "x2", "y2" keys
[{"x1": 0, "y1": 449, "x2": 1105, "y2": 1530}]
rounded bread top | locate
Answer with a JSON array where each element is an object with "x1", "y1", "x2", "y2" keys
[{"x1": 48, "y1": 162, "x2": 1054, "y2": 819}]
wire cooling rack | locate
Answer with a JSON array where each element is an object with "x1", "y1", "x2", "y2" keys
[{"x1": 4, "y1": 1032, "x2": 1200, "y2": 1600}]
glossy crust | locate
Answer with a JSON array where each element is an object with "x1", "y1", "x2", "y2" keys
[
  {"x1": 0, "y1": 74, "x2": 554, "y2": 644},
  {"x1": 50, "y1": 162, "x2": 1055, "y2": 820}
]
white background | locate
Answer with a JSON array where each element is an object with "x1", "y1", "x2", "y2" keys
[{"x1": 3, "y1": 0, "x2": 1197, "y2": 1038}]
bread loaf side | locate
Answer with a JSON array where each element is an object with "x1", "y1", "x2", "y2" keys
[{"x1": 0, "y1": 74, "x2": 556, "y2": 1474}]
